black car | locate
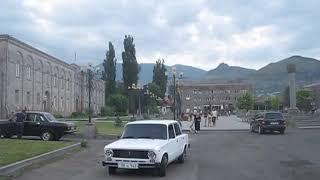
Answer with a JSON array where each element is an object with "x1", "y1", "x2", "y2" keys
[
  {"x1": 0, "y1": 111, "x2": 77, "y2": 141},
  {"x1": 250, "y1": 112, "x2": 286, "y2": 134}
]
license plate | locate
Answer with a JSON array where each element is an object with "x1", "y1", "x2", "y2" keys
[
  {"x1": 270, "y1": 122, "x2": 278, "y2": 125},
  {"x1": 118, "y1": 162, "x2": 139, "y2": 169}
]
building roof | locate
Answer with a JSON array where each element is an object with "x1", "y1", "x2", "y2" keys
[{"x1": 127, "y1": 120, "x2": 178, "y2": 125}]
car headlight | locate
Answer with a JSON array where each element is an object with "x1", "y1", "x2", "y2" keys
[
  {"x1": 105, "y1": 149, "x2": 113, "y2": 157},
  {"x1": 148, "y1": 151, "x2": 156, "y2": 160}
]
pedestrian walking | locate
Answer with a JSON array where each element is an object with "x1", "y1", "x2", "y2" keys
[
  {"x1": 208, "y1": 111, "x2": 212, "y2": 127},
  {"x1": 194, "y1": 112, "x2": 201, "y2": 133},
  {"x1": 212, "y1": 109, "x2": 217, "y2": 126},
  {"x1": 16, "y1": 109, "x2": 26, "y2": 139}
]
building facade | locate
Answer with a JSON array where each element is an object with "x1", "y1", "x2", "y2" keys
[
  {"x1": 178, "y1": 81, "x2": 253, "y2": 114},
  {"x1": 0, "y1": 35, "x2": 105, "y2": 119}
]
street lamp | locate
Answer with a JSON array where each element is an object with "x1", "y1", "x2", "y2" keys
[{"x1": 86, "y1": 63, "x2": 95, "y2": 124}]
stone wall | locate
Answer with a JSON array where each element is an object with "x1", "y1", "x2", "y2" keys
[{"x1": 0, "y1": 35, "x2": 105, "y2": 118}]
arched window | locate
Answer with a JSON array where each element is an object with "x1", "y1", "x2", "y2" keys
[{"x1": 26, "y1": 66, "x2": 31, "y2": 80}]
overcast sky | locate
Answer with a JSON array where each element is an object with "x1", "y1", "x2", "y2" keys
[{"x1": 1, "y1": 0, "x2": 319, "y2": 70}]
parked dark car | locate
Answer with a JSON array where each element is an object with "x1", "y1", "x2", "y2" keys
[
  {"x1": 0, "y1": 111, "x2": 77, "y2": 141},
  {"x1": 250, "y1": 112, "x2": 286, "y2": 134}
]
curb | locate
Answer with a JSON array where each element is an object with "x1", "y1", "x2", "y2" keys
[
  {"x1": 182, "y1": 129, "x2": 249, "y2": 132},
  {"x1": 0, "y1": 142, "x2": 81, "y2": 177},
  {"x1": 298, "y1": 126, "x2": 320, "y2": 129}
]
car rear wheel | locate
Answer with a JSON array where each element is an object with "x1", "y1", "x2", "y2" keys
[
  {"x1": 258, "y1": 126, "x2": 264, "y2": 135},
  {"x1": 157, "y1": 154, "x2": 168, "y2": 177},
  {"x1": 108, "y1": 167, "x2": 116, "y2": 175},
  {"x1": 177, "y1": 147, "x2": 187, "y2": 163},
  {"x1": 41, "y1": 131, "x2": 53, "y2": 141}
]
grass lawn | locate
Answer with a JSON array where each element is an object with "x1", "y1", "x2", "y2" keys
[
  {"x1": 0, "y1": 139, "x2": 73, "y2": 167},
  {"x1": 75, "y1": 121, "x2": 124, "y2": 135}
]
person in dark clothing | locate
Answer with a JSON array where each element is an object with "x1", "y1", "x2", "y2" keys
[
  {"x1": 194, "y1": 113, "x2": 201, "y2": 133},
  {"x1": 16, "y1": 110, "x2": 26, "y2": 139}
]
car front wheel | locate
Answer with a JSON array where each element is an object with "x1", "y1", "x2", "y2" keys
[
  {"x1": 108, "y1": 167, "x2": 116, "y2": 175},
  {"x1": 41, "y1": 131, "x2": 53, "y2": 141},
  {"x1": 280, "y1": 129, "x2": 285, "y2": 135},
  {"x1": 157, "y1": 154, "x2": 168, "y2": 177}
]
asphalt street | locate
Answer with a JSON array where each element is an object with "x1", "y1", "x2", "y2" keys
[{"x1": 15, "y1": 129, "x2": 320, "y2": 180}]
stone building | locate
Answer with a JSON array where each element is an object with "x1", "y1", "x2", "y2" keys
[
  {"x1": 0, "y1": 35, "x2": 105, "y2": 118},
  {"x1": 178, "y1": 81, "x2": 253, "y2": 114}
]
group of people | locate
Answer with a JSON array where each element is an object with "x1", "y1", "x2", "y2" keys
[{"x1": 189, "y1": 108, "x2": 219, "y2": 134}]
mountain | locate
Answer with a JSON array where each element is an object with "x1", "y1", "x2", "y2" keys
[
  {"x1": 204, "y1": 63, "x2": 256, "y2": 80},
  {"x1": 252, "y1": 56, "x2": 320, "y2": 94},
  {"x1": 96, "y1": 63, "x2": 207, "y2": 85}
]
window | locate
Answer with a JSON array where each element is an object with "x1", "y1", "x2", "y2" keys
[
  {"x1": 60, "y1": 97, "x2": 64, "y2": 109},
  {"x1": 53, "y1": 96, "x2": 57, "y2": 109},
  {"x1": 174, "y1": 123, "x2": 182, "y2": 136},
  {"x1": 15, "y1": 90, "x2": 19, "y2": 103},
  {"x1": 37, "y1": 93, "x2": 41, "y2": 105},
  {"x1": 36, "y1": 114, "x2": 46, "y2": 122},
  {"x1": 27, "y1": 92, "x2": 31, "y2": 104},
  {"x1": 168, "y1": 125, "x2": 175, "y2": 139},
  {"x1": 53, "y1": 75, "x2": 57, "y2": 87},
  {"x1": 26, "y1": 114, "x2": 36, "y2": 122},
  {"x1": 61, "y1": 78, "x2": 64, "y2": 89},
  {"x1": 26, "y1": 66, "x2": 31, "y2": 80},
  {"x1": 47, "y1": 72, "x2": 50, "y2": 87},
  {"x1": 15, "y1": 63, "x2": 20, "y2": 77}
]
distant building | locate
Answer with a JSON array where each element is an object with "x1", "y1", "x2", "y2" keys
[
  {"x1": 178, "y1": 81, "x2": 253, "y2": 114},
  {"x1": 0, "y1": 35, "x2": 105, "y2": 118}
]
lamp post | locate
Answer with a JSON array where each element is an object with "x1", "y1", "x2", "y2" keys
[
  {"x1": 87, "y1": 64, "x2": 94, "y2": 124},
  {"x1": 172, "y1": 67, "x2": 176, "y2": 120}
]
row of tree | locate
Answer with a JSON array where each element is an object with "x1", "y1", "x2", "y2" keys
[
  {"x1": 236, "y1": 89, "x2": 317, "y2": 113},
  {"x1": 101, "y1": 35, "x2": 168, "y2": 116}
]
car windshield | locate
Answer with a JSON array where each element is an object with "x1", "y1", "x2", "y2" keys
[
  {"x1": 122, "y1": 124, "x2": 167, "y2": 140},
  {"x1": 265, "y1": 113, "x2": 283, "y2": 120},
  {"x1": 44, "y1": 113, "x2": 59, "y2": 122}
]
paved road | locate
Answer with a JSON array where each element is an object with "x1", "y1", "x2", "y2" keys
[{"x1": 16, "y1": 129, "x2": 320, "y2": 180}]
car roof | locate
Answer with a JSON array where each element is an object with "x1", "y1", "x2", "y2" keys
[{"x1": 127, "y1": 120, "x2": 178, "y2": 126}]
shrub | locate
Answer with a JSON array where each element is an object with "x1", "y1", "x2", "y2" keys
[
  {"x1": 110, "y1": 94, "x2": 128, "y2": 115},
  {"x1": 70, "y1": 112, "x2": 87, "y2": 118},
  {"x1": 53, "y1": 113, "x2": 64, "y2": 118},
  {"x1": 114, "y1": 116, "x2": 123, "y2": 127},
  {"x1": 142, "y1": 114, "x2": 150, "y2": 120},
  {"x1": 101, "y1": 106, "x2": 115, "y2": 116}
]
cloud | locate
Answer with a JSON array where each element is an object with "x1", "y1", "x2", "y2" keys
[{"x1": 1, "y1": 0, "x2": 320, "y2": 70}]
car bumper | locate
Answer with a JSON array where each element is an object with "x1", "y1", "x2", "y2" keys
[
  {"x1": 102, "y1": 161, "x2": 161, "y2": 169},
  {"x1": 64, "y1": 130, "x2": 77, "y2": 134},
  {"x1": 261, "y1": 125, "x2": 286, "y2": 131}
]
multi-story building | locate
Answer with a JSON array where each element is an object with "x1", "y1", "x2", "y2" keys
[
  {"x1": 178, "y1": 81, "x2": 253, "y2": 114},
  {"x1": 0, "y1": 35, "x2": 105, "y2": 118}
]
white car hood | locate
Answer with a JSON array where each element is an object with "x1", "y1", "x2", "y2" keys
[{"x1": 105, "y1": 139, "x2": 168, "y2": 151}]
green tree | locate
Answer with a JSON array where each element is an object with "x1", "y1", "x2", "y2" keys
[
  {"x1": 148, "y1": 82, "x2": 161, "y2": 98},
  {"x1": 110, "y1": 94, "x2": 128, "y2": 115},
  {"x1": 264, "y1": 98, "x2": 272, "y2": 110},
  {"x1": 103, "y1": 42, "x2": 117, "y2": 105},
  {"x1": 271, "y1": 96, "x2": 280, "y2": 110},
  {"x1": 152, "y1": 59, "x2": 168, "y2": 98},
  {"x1": 122, "y1": 35, "x2": 140, "y2": 92},
  {"x1": 297, "y1": 90, "x2": 314, "y2": 112},
  {"x1": 236, "y1": 92, "x2": 254, "y2": 111}
]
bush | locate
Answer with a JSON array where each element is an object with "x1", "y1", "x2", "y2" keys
[
  {"x1": 53, "y1": 113, "x2": 64, "y2": 118},
  {"x1": 101, "y1": 106, "x2": 115, "y2": 116},
  {"x1": 114, "y1": 116, "x2": 123, "y2": 127},
  {"x1": 70, "y1": 112, "x2": 88, "y2": 118},
  {"x1": 142, "y1": 114, "x2": 150, "y2": 120},
  {"x1": 129, "y1": 117, "x2": 136, "y2": 122},
  {"x1": 81, "y1": 139, "x2": 88, "y2": 148}
]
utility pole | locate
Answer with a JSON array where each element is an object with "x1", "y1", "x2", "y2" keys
[{"x1": 173, "y1": 70, "x2": 176, "y2": 120}]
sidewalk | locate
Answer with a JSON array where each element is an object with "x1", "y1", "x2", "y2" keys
[{"x1": 181, "y1": 115, "x2": 250, "y2": 131}]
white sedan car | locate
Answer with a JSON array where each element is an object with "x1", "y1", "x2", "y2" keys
[{"x1": 102, "y1": 120, "x2": 189, "y2": 177}]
